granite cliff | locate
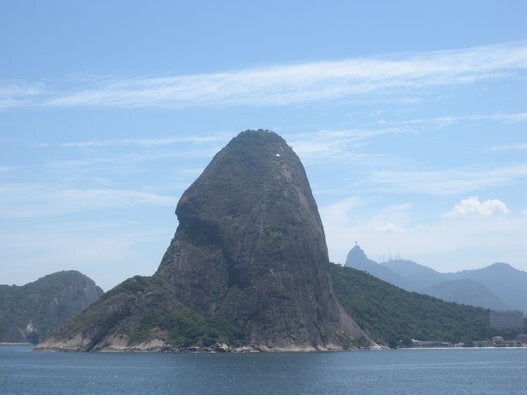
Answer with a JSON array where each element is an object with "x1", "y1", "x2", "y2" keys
[
  {"x1": 0, "y1": 271, "x2": 103, "y2": 344},
  {"x1": 36, "y1": 130, "x2": 372, "y2": 352}
]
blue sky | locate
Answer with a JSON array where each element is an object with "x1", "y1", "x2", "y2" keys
[{"x1": 1, "y1": 1, "x2": 526, "y2": 290}]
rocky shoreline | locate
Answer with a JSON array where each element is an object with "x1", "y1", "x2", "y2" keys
[{"x1": 160, "y1": 343, "x2": 259, "y2": 353}]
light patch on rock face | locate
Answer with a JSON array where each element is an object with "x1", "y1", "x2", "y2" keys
[
  {"x1": 34, "y1": 333, "x2": 91, "y2": 351},
  {"x1": 230, "y1": 345, "x2": 260, "y2": 353},
  {"x1": 25, "y1": 322, "x2": 34, "y2": 333},
  {"x1": 367, "y1": 343, "x2": 387, "y2": 351},
  {"x1": 256, "y1": 343, "x2": 341, "y2": 352},
  {"x1": 35, "y1": 332, "x2": 169, "y2": 353},
  {"x1": 93, "y1": 334, "x2": 167, "y2": 352},
  {"x1": 91, "y1": 333, "x2": 130, "y2": 351},
  {"x1": 130, "y1": 338, "x2": 166, "y2": 352}
]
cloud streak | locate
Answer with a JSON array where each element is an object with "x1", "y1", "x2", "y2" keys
[
  {"x1": 1, "y1": 41, "x2": 526, "y2": 109},
  {"x1": 59, "y1": 133, "x2": 232, "y2": 148},
  {"x1": 371, "y1": 164, "x2": 527, "y2": 195},
  {"x1": 288, "y1": 127, "x2": 405, "y2": 161},
  {"x1": 487, "y1": 142, "x2": 527, "y2": 151},
  {"x1": 0, "y1": 184, "x2": 177, "y2": 218},
  {"x1": 384, "y1": 112, "x2": 527, "y2": 129},
  {"x1": 0, "y1": 81, "x2": 44, "y2": 109}
]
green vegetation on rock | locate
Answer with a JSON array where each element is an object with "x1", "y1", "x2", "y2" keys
[
  {"x1": 330, "y1": 264, "x2": 518, "y2": 347},
  {"x1": 132, "y1": 307, "x2": 245, "y2": 348},
  {"x1": 0, "y1": 271, "x2": 103, "y2": 343}
]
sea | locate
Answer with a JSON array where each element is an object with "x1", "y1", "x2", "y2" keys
[{"x1": 1, "y1": 345, "x2": 526, "y2": 394}]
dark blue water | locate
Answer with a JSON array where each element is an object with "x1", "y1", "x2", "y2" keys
[{"x1": 1, "y1": 346, "x2": 526, "y2": 394}]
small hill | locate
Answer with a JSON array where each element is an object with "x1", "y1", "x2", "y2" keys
[
  {"x1": 0, "y1": 271, "x2": 103, "y2": 343},
  {"x1": 330, "y1": 264, "x2": 493, "y2": 347}
]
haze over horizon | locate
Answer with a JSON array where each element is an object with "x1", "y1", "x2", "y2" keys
[{"x1": 1, "y1": 1, "x2": 526, "y2": 291}]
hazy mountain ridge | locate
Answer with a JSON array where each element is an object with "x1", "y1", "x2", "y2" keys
[
  {"x1": 421, "y1": 279, "x2": 510, "y2": 311},
  {"x1": 445, "y1": 263, "x2": 527, "y2": 313},
  {"x1": 383, "y1": 259, "x2": 444, "y2": 291},
  {"x1": 0, "y1": 271, "x2": 103, "y2": 343},
  {"x1": 345, "y1": 246, "x2": 526, "y2": 313}
]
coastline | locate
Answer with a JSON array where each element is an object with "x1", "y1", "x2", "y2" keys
[
  {"x1": 4, "y1": 343, "x2": 526, "y2": 353},
  {"x1": 398, "y1": 346, "x2": 527, "y2": 350}
]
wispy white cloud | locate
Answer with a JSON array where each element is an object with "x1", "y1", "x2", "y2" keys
[
  {"x1": 370, "y1": 203, "x2": 412, "y2": 233},
  {"x1": 287, "y1": 111, "x2": 527, "y2": 162},
  {"x1": 0, "y1": 184, "x2": 177, "y2": 218},
  {"x1": 384, "y1": 112, "x2": 527, "y2": 128},
  {"x1": 320, "y1": 197, "x2": 364, "y2": 226},
  {"x1": 444, "y1": 196, "x2": 510, "y2": 218},
  {"x1": 0, "y1": 81, "x2": 44, "y2": 109},
  {"x1": 487, "y1": 142, "x2": 527, "y2": 151},
  {"x1": 59, "y1": 132, "x2": 232, "y2": 148},
  {"x1": 0, "y1": 135, "x2": 222, "y2": 194},
  {"x1": 454, "y1": 112, "x2": 527, "y2": 124},
  {"x1": 287, "y1": 127, "x2": 407, "y2": 163},
  {"x1": 2, "y1": 41, "x2": 526, "y2": 109},
  {"x1": 371, "y1": 164, "x2": 527, "y2": 195},
  {"x1": 0, "y1": 82, "x2": 42, "y2": 97}
]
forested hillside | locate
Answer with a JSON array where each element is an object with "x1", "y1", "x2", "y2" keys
[
  {"x1": 330, "y1": 264, "x2": 499, "y2": 348},
  {"x1": 0, "y1": 271, "x2": 103, "y2": 343}
]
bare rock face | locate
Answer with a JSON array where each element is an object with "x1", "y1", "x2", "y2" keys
[{"x1": 36, "y1": 130, "x2": 370, "y2": 352}]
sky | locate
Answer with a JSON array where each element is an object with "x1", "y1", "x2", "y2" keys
[{"x1": 1, "y1": 0, "x2": 526, "y2": 291}]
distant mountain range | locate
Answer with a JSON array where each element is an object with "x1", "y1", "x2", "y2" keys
[
  {"x1": 345, "y1": 246, "x2": 527, "y2": 314},
  {"x1": 0, "y1": 271, "x2": 103, "y2": 343}
]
